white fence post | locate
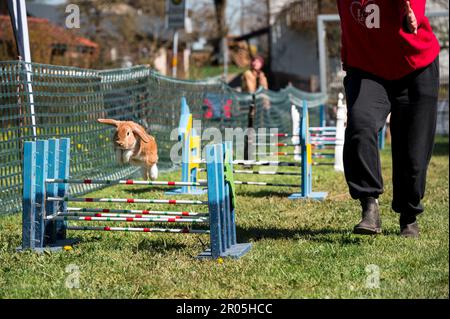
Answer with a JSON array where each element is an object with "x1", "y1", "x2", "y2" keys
[
  {"x1": 334, "y1": 93, "x2": 346, "y2": 172},
  {"x1": 291, "y1": 104, "x2": 301, "y2": 161}
]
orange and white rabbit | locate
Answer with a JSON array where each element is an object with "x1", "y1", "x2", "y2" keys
[{"x1": 97, "y1": 119, "x2": 158, "y2": 180}]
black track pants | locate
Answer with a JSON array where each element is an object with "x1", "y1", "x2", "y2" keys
[{"x1": 343, "y1": 57, "x2": 439, "y2": 217}]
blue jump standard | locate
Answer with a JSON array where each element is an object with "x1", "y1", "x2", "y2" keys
[{"x1": 197, "y1": 243, "x2": 253, "y2": 259}]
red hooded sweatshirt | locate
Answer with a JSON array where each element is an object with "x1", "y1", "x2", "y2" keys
[{"x1": 337, "y1": 0, "x2": 440, "y2": 80}]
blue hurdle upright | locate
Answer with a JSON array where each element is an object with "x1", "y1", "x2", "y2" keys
[
  {"x1": 378, "y1": 125, "x2": 386, "y2": 150},
  {"x1": 288, "y1": 101, "x2": 328, "y2": 200},
  {"x1": 19, "y1": 138, "x2": 251, "y2": 259},
  {"x1": 166, "y1": 97, "x2": 207, "y2": 195}
]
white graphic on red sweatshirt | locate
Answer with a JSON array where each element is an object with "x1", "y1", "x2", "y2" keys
[{"x1": 350, "y1": 0, "x2": 380, "y2": 29}]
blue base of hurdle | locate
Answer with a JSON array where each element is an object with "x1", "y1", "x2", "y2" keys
[
  {"x1": 16, "y1": 238, "x2": 80, "y2": 253},
  {"x1": 196, "y1": 243, "x2": 253, "y2": 259},
  {"x1": 165, "y1": 187, "x2": 208, "y2": 196},
  {"x1": 288, "y1": 192, "x2": 328, "y2": 201}
]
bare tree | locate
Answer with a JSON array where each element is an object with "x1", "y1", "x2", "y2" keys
[
  {"x1": 214, "y1": 0, "x2": 228, "y2": 37},
  {"x1": 191, "y1": 1, "x2": 217, "y2": 39},
  {"x1": 239, "y1": 0, "x2": 270, "y2": 34},
  {"x1": 69, "y1": 0, "x2": 166, "y2": 67}
]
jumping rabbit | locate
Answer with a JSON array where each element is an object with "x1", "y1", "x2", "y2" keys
[{"x1": 97, "y1": 119, "x2": 158, "y2": 180}]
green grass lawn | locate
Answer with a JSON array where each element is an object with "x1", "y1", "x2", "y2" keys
[{"x1": 0, "y1": 137, "x2": 448, "y2": 299}]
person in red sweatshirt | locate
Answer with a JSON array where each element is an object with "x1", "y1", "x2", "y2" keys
[{"x1": 337, "y1": 0, "x2": 440, "y2": 237}]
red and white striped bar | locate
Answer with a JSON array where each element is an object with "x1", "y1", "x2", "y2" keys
[
  {"x1": 312, "y1": 145, "x2": 335, "y2": 150},
  {"x1": 48, "y1": 197, "x2": 207, "y2": 205},
  {"x1": 233, "y1": 170, "x2": 301, "y2": 176},
  {"x1": 255, "y1": 152, "x2": 301, "y2": 156},
  {"x1": 198, "y1": 168, "x2": 301, "y2": 175},
  {"x1": 311, "y1": 142, "x2": 336, "y2": 146},
  {"x1": 255, "y1": 133, "x2": 292, "y2": 137},
  {"x1": 232, "y1": 160, "x2": 301, "y2": 167},
  {"x1": 234, "y1": 181, "x2": 299, "y2": 187},
  {"x1": 58, "y1": 212, "x2": 200, "y2": 220},
  {"x1": 309, "y1": 127, "x2": 337, "y2": 131},
  {"x1": 253, "y1": 143, "x2": 300, "y2": 147},
  {"x1": 309, "y1": 137, "x2": 337, "y2": 141},
  {"x1": 56, "y1": 212, "x2": 207, "y2": 220},
  {"x1": 47, "y1": 215, "x2": 208, "y2": 223},
  {"x1": 199, "y1": 180, "x2": 299, "y2": 188},
  {"x1": 236, "y1": 162, "x2": 333, "y2": 167},
  {"x1": 202, "y1": 167, "x2": 332, "y2": 174},
  {"x1": 231, "y1": 143, "x2": 300, "y2": 147},
  {"x1": 255, "y1": 152, "x2": 335, "y2": 157},
  {"x1": 66, "y1": 226, "x2": 210, "y2": 234},
  {"x1": 194, "y1": 160, "x2": 302, "y2": 167},
  {"x1": 66, "y1": 207, "x2": 207, "y2": 217},
  {"x1": 313, "y1": 152, "x2": 335, "y2": 155},
  {"x1": 310, "y1": 132, "x2": 336, "y2": 137},
  {"x1": 46, "y1": 178, "x2": 207, "y2": 187}
]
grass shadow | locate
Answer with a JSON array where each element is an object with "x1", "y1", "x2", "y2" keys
[
  {"x1": 236, "y1": 189, "x2": 294, "y2": 198},
  {"x1": 236, "y1": 225, "x2": 400, "y2": 245},
  {"x1": 135, "y1": 238, "x2": 188, "y2": 253},
  {"x1": 237, "y1": 225, "x2": 346, "y2": 241}
]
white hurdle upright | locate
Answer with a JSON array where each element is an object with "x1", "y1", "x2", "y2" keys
[{"x1": 334, "y1": 93, "x2": 346, "y2": 172}]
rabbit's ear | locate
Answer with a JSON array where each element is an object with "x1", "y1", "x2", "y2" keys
[
  {"x1": 97, "y1": 118, "x2": 120, "y2": 126},
  {"x1": 131, "y1": 123, "x2": 151, "y2": 143}
]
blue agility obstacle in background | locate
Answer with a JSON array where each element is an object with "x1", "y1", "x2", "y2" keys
[
  {"x1": 378, "y1": 125, "x2": 386, "y2": 150},
  {"x1": 319, "y1": 104, "x2": 327, "y2": 128},
  {"x1": 19, "y1": 138, "x2": 251, "y2": 259},
  {"x1": 176, "y1": 97, "x2": 328, "y2": 201},
  {"x1": 166, "y1": 97, "x2": 207, "y2": 195},
  {"x1": 289, "y1": 100, "x2": 328, "y2": 201}
]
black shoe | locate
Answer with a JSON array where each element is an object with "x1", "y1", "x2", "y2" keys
[
  {"x1": 353, "y1": 197, "x2": 382, "y2": 235},
  {"x1": 400, "y1": 215, "x2": 419, "y2": 238}
]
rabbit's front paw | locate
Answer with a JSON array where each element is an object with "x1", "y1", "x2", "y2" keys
[{"x1": 150, "y1": 164, "x2": 158, "y2": 181}]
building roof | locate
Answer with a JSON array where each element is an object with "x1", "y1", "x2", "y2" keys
[{"x1": 0, "y1": 15, "x2": 98, "y2": 48}]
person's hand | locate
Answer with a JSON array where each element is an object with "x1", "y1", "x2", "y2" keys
[{"x1": 405, "y1": 1, "x2": 418, "y2": 34}]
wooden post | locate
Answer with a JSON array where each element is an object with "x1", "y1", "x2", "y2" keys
[{"x1": 244, "y1": 93, "x2": 256, "y2": 160}]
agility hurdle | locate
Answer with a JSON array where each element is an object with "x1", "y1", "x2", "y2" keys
[
  {"x1": 175, "y1": 98, "x2": 328, "y2": 200},
  {"x1": 297, "y1": 94, "x2": 384, "y2": 169},
  {"x1": 168, "y1": 98, "x2": 312, "y2": 191},
  {"x1": 166, "y1": 97, "x2": 206, "y2": 195},
  {"x1": 20, "y1": 138, "x2": 251, "y2": 259},
  {"x1": 284, "y1": 100, "x2": 328, "y2": 200},
  {"x1": 227, "y1": 100, "x2": 329, "y2": 199},
  {"x1": 289, "y1": 101, "x2": 340, "y2": 167},
  {"x1": 255, "y1": 98, "x2": 342, "y2": 169}
]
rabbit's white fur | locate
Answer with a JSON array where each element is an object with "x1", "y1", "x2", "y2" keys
[{"x1": 150, "y1": 164, "x2": 158, "y2": 180}]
